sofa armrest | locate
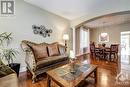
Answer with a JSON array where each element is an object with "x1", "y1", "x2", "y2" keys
[
  {"x1": 21, "y1": 40, "x2": 37, "y2": 71},
  {"x1": 21, "y1": 40, "x2": 32, "y2": 52},
  {"x1": 25, "y1": 51, "x2": 37, "y2": 71}
]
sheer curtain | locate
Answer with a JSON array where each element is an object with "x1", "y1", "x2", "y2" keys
[{"x1": 79, "y1": 27, "x2": 89, "y2": 54}]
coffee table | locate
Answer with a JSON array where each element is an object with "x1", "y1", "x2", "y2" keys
[{"x1": 47, "y1": 62, "x2": 97, "y2": 87}]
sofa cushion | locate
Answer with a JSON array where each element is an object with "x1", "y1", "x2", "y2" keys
[
  {"x1": 36, "y1": 55, "x2": 68, "y2": 69},
  {"x1": 58, "y1": 44, "x2": 66, "y2": 55},
  {"x1": 31, "y1": 43, "x2": 48, "y2": 61},
  {"x1": 47, "y1": 43, "x2": 59, "y2": 56}
]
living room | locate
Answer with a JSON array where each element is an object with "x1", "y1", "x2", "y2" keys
[{"x1": 0, "y1": 0, "x2": 130, "y2": 87}]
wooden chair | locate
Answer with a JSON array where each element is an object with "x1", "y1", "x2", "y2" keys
[
  {"x1": 104, "y1": 47, "x2": 111, "y2": 61},
  {"x1": 90, "y1": 44, "x2": 100, "y2": 58},
  {"x1": 110, "y1": 44, "x2": 119, "y2": 61},
  {"x1": 90, "y1": 44, "x2": 95, "y2": 57},
  {"x1": 98, "y1": 44, "x2": 102, "y2": 48},
  {"x1": 99, "y1": 48, "x2": 105, "y2": 59}
]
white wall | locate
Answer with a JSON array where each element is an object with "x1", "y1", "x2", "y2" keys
[{"x1": 0, "y1": 0, "x2": 70, "y2": 72}]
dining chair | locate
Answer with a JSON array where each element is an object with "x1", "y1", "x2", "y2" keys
[
  {"x1": 90, "y1": 44, "x2": 95, "y2": 57},
  {"x1": 99, "y1": 48, "x2": 105, "y2": 59},
  {"x1": 104, "y1": 47, "x2": 111, "y2": 61},
  {"x1": 90, "y1": 44, "x2": 100, "y2": 58},
  {"x1": 98, "y1": 44, "x2": 102, "y2": 48},
  {"x1": 110, "y1": 44, "x2": 119, "y2": 61}
]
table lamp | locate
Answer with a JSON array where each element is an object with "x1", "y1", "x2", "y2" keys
[{"x1": 63, "y1": 34, "x2": 69, "y2": 51}]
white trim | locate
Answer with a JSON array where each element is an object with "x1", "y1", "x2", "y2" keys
[
  {"x1": 88, "y1": 29, "x2": 90, "y2": 53},
  {"x1": 121, "y1": 31, "x2": 130, "y2": 34},
  {"x1": 72, "y1": 27, "x2": 76, "y2": 55}
]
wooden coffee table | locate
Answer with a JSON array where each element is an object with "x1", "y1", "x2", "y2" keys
[{"x1": 47, "y1": 62, "x2": 97, "y2": 87}]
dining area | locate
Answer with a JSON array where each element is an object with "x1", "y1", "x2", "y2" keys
[{"x1": 90, "y1": 42, "x2": 119, "y2": 62}]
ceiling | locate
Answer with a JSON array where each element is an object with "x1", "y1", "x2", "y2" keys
[
  {"x1": 84, "y1": 12, "x2": 130, "y2": 28},
  {"x1": 24, "y1": 0, "x2": 130, "y2": 20}
]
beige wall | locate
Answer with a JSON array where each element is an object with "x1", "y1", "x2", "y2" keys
[
  {"x1": 0, "y1": 0, "x2": 71, "y2": 72},
  {"x1": 90, "y1": 22, "x2": 130, "y2": 47}
]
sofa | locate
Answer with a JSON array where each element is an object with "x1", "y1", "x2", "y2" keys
[{"x1": 21, "y1": 40, "x2": 69, "y2": 83}]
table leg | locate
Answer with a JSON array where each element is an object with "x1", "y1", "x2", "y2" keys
[
  {"x1": 47, "y1": 75, "x2": 51, "y2": 87},
  {"x1": 94, "y1": 68, "x2": 97, "y2": 83}
]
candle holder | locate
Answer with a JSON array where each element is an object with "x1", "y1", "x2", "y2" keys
[
  {"x1": 69, "y1": 50, "x2": 76, "y2": 74},
  {"x1": 69, "y1": 58, "x2": 76, "y2": 74}
]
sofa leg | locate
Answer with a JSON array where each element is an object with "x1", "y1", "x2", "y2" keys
[
  {"x1": 32, "y1": 73, "x2": 37, "y2": 83},
  {"x1": 26, "y1": 67, "x2": 30, "y2": 73}
]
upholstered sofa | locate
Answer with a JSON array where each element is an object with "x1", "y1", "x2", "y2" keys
[{"x1": 21, "y1": 40, "x2": 68, "y2": 83}]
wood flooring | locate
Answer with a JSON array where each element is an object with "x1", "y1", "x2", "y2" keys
[{"x1": 19, "y1": 55, "x2": 130, "y2": 87}]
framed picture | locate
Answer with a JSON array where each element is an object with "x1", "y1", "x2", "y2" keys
[{"x1": 99, "y1": 33, "x2": 109, "y2": 42}]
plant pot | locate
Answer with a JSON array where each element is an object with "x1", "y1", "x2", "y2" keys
[{"x1": 9, "y1": 63, "x2": 20, "y2": 76}]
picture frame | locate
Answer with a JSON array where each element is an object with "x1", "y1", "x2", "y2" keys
[{"x1": 99, "y1": 33, "x2": 109, "y2": 42}]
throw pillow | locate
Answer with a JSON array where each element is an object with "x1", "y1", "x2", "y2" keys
[
  {"x1": 31, "y1": 43, "x2": 48, "y2": 61},
  {"x1": 47, "y1": 43, "x2": 59, "y2": 56}
]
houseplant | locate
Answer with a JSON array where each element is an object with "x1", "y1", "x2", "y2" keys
[{"x1": 0, "y1": 32, "x2": 20, "y2": 76}]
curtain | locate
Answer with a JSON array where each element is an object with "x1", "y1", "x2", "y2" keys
[{"x1": 79, "y1": 27, "x2": 89, "y2": 54}]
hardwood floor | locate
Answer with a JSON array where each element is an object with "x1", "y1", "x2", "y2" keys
[{"x1": 19, "y1": 55, "x2": 130, "y2": 87}]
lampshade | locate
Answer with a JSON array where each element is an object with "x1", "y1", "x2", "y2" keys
[
  {"x1": 63, "y1": 34, "x2": 69, "y2": 40},
  {"x1": 69, "y1": 50, "x2": 75, "y2": 59}
]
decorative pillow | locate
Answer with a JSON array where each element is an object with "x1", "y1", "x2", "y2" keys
[
  {"x1": 31, "y1": 43, "x2": 48, "y2": 61},
  {"x1": 47, "y1": 43, "x2": 59, "y2": 56},
  {"x1": 58, "y1": 44, "x2": 66, "y2": 55}
]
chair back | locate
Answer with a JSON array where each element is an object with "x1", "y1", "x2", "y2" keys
[
  {"x1": 98, "y1": 44, "x2": 102, "y2": 48},
  {"x1": 110, "y1": 44, "x2": 119, "y2": 53},
  {"x1": 90, "y1": 44, "x2": 95, "y2": 53}
]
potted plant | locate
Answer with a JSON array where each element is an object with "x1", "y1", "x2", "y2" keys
[{"x1": 0, "y1": 32, "x2": 20, "y2": 76}]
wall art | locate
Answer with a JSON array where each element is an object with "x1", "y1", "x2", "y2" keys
[
  {"x1": 32, "y1": 25, "x2": 52, "y2": 37},
  {"x1": 99, "y1": 33, "x2": 109, "y2": 42}
]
